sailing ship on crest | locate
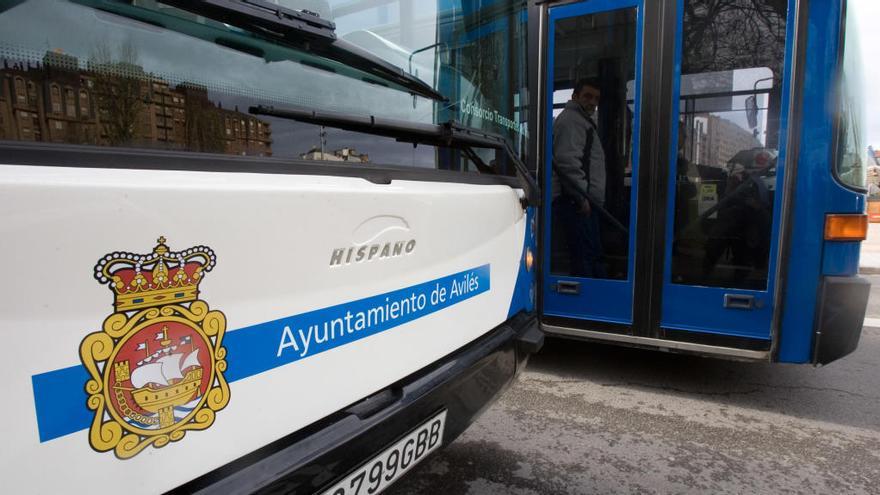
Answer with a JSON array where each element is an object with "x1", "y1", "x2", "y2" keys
[{"x1": 113, "y1": 326, "x2": 205, "y2": 428}]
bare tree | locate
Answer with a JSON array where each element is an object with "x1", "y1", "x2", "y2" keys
[
  {"x1": 181, "y1": 85, "x2": 225, "y2": 153},
  {"x1": 88, "y1": 39, "x2": 145, "y2": 146},
  {"x1": 683, "y1": 0, "x2": 787, "y2": 77}
]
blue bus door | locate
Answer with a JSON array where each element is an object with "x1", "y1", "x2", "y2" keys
[
  {"x1": 542, "y1": 0, "x2": 791, "y2": 350},
  {"x1": 658, "y1": 0, "x2": 792, "y2": 345},
  {"x1": 542, "y1": 0, "x2": 644, "y2": 326}
]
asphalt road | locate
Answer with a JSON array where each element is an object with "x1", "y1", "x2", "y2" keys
[{"x1": 388, "y1": 281, "x2": 880, "y2": 494}]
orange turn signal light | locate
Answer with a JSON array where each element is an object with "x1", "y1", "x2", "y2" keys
[
  {"x1": 525, "y1": 248, "x2": 534, "y2": 271},
  {"x1": 824, "y1": 214, "x2": 868, "y2": 241}
]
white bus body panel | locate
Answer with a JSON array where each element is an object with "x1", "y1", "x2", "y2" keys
[{"x1": 0, "y1": 165, "x2": 526, "y2": 494}]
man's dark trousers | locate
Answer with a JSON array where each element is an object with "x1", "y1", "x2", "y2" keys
[{"x1": 553, "y1": 196, "x2": 606, "y2": 278}]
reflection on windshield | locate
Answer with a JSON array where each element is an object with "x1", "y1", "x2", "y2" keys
[
  {"x1": 0, "y1": 0, "x2": 527, "y2": 170},
  {"x1": 671, "y1": 0, "x2": 787, "y2": 291}
]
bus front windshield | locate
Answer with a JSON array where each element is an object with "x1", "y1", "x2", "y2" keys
[{"x1": 0, "y1": 0, "x2": 528, "y2": 169}]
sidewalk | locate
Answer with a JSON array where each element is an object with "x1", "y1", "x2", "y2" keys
[{"x1": 860, "y1": 223, "x2": 880, "y2": 275}]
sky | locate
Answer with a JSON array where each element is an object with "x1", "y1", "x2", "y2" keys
[{"x1": 852, "y1": 0, "x2": 880, "y2": 150}]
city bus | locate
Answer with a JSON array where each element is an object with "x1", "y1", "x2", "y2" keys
[
  {"x1": 0, "y1": 0, "x2": 869, "y2": 492},
  {"x1": 0, "y1": 0, "x2": 540, "y2": 493},
  {"x1": 531, "y1": 0, "x2": 870, "y2": 365}
]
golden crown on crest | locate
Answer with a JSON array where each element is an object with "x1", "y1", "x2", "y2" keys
[{"x1": 94, "y1": 236, "x2": 216, "y2": 312}]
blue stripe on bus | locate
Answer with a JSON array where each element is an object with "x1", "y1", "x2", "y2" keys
[
  {"x1": 31, "y1": 367, "x2": 93, "y2": 443},
  {"x1": 31, "y1": 264, "x2": 490, "y2": 443}
]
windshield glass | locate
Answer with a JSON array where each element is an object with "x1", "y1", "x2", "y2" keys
[
  {"x1": 836, "y1": 0, "x2": 867, "y2": 191},
  {"x1": 0, "y1": 0, "x2": 528, "y2": 170}
]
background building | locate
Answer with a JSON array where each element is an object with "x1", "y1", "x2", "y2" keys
[
  {"x1": 692, "y1": 114, "x2": 762, "y2": 168},
  {"x1": 300, "y1": 146, "x2": 370, "y2": 163},
  {"x1": 0, "y1": 50, "x2": 271, "y2": 156}
]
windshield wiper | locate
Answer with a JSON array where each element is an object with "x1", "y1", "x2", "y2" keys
[
  {"x1": 250, "y1": 105, "x2": 540, "y2": 206},
  {"x1": 163, "y1": 0, "x2": 337, "y2": 42},
  {"x1": 159, "y1": 0, "x2": 445, "y2": 101}
]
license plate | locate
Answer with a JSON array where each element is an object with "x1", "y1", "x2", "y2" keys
[{"x1": 319, "y1": 410, "x2": 447, "y2": 495}]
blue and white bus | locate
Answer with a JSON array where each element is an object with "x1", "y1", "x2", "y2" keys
[
  {"x1": 533, "y1": 0, "x2": 869, "y2": 365},
  {"x1": 0, "y1": 0, "x2": 871, "y2": 492},
  {"x1": 0, "y1": 0, "x2": 540, "y2": 493}
]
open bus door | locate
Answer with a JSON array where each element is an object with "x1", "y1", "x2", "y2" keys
[{"x1": 535, "y1": 0, "x2": 801, "y2": 360}]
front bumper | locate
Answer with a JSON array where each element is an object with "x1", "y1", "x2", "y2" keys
[
  {"x1": 171, "y1": 312, "x2": 542, "y2": 494},
  {"x1": 812, "y1": 276, "x2": 870, "y2": 365}
]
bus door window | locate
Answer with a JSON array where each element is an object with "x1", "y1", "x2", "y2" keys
[
  {"x1": 670, "y1": 0, "x2": 789, "y2": 291},
  {"x1": 549, "y1": 8, "x2": 637, "y2": 281}
]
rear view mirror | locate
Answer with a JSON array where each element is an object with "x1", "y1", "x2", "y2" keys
[{"x1": 745, "y1": 95, "x2": 758, "y2": 129}]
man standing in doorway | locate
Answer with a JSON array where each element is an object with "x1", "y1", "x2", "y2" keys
[{"x1": 552, "y1": 78, "x2": 607, "y2": 278}]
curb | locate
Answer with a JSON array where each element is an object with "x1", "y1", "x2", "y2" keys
[
  {"x1": 863, "y1": 318, "x2": 880, "y2": 329},
  {"x1": 860, "y1": 267, "x2": 880, "y2": 275}
]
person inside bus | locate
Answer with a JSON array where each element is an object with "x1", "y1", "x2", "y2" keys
[
  {"x1": 551, "y1": 78, "x2": 607, "y2": 278},
  {"x1": 702, "y1": 150, "x2": 773, "y2": 287}
]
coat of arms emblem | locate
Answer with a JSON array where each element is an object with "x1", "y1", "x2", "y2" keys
[{"x1": 80, "y1": 237, "x2": 229, "y2": 459}]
